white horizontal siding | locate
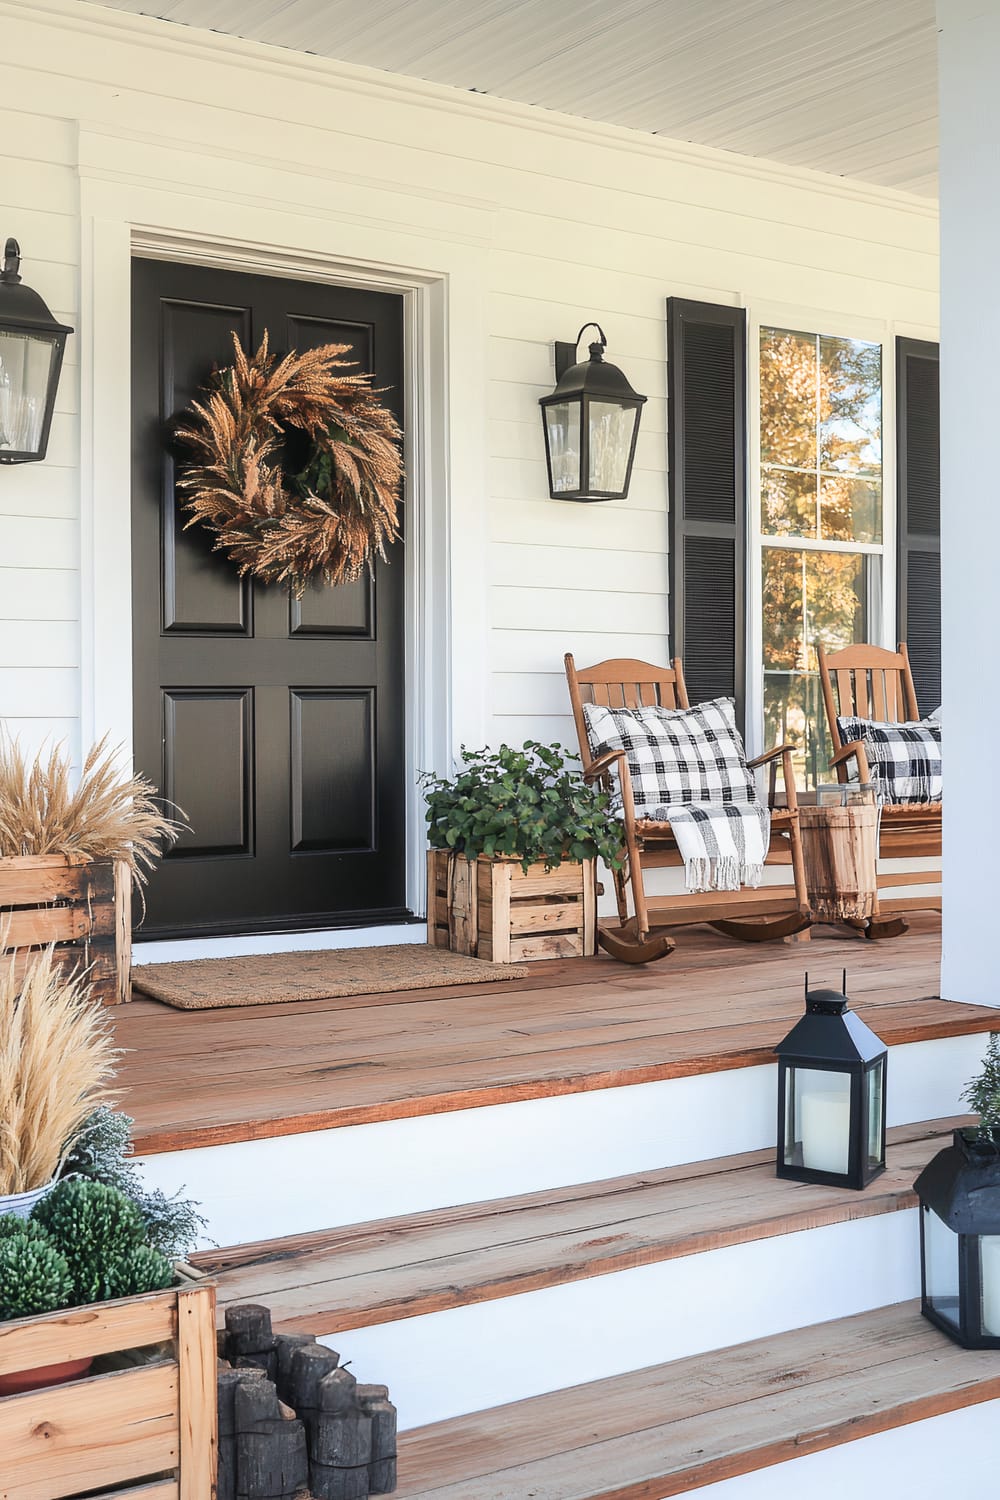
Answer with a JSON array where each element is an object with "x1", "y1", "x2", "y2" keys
[
  {"x1": 0, "y1": 2, "x2": 939, "y2": 776},
  {"x1": 0, "y1": 95, "x2": 80, "y2": 745}
]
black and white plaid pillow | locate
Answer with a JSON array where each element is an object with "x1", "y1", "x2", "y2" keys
[
  {"x1": 583, "y1": 697, "x2": 757, "y2": 814},
  {"x1": 837, "y1": 715, "x2": 942, "y2": 804}
]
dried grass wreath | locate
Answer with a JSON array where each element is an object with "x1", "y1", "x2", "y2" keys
[{"x1": 176, "y1": 332, "x2": 403, "y2": 597}]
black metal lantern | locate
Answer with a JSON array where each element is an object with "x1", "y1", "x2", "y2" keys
[
  {"x1": 539, "y1": 323, "x2": 646, "y2": 502},
  {"x1": 775, "y1": 973, "x2": 887, "y2": 1190},
  {"x1": 914, "y1": 1129, "x2": 1000, "y2": 1348},
  {"x1": 0, "y1": 239, "x2": 73, "y2": 463}
]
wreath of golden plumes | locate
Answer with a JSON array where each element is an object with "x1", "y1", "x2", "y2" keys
[{"x1": 176, "y1": 332, "x2": 403, "y2": 597}]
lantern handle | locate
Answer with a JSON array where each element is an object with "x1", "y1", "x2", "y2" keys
[
  {"x1": 573, "y1": 322, "x2": 607, "y2": 357},
  {"x1": 1, "y1": 239, "x2": 21, "y2": 285}
]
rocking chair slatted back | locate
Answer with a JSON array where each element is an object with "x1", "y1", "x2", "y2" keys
[
  {"x1": 818, "y1": 642, "x2": 921, "y2": 747},
  {"x1": 565, "y1": 656, "x2": 690, "y2": 765}
]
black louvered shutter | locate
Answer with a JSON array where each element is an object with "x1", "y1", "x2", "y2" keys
[
  {"x1": 896, "y1": 337, "x2": 940, "y2": 715},
  {"x1": 667, "y1": 299, "x2": 747, "y2": 723}
]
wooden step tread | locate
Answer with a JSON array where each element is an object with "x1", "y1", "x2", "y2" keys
[
  {"x1": 194, "y1": 1117, "x2": 964, "y2": 1334},
  {"x1": 393, "y1": 1301, "x2": 1000, "y2": 1498}
]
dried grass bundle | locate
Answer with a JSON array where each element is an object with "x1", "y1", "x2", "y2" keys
[
  {"x1": 0, "y1": 947, "x2": 119, "y2": 1195},
  {"x1": 177, "y1": 332, "x2": 404, "y2": 597},
  {"x1": 0, "y1": 734, "x2": 182, "y2": 885}
]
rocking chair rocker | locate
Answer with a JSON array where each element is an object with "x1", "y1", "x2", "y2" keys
[{"x1": 565, "y1": 654, "x2": 811, "y2": 963}]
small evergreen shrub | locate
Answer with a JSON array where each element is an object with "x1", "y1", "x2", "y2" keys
[
  {"x1": 64, "y1": 1106, "x2": 206, "y2": 1257},
  {"x1": 107, "y1": 1244, "x2": 175, "y2": 1300},
  {"x1": 0, "y1": 1214, "x2": 48, "y2": 1243},
  {"x1": 963, "y1": 1032, "x2": 1000, "y2": 1141},
  {"x1": 0, "y1": 1234, "x2": 73, "y2": 1320},
  {"x1": 33, "y1": 1179, "x2": 147, "y2": 1305},
  {"x1": 421, "y1": 741, "x2": 624, "y2": 874}
]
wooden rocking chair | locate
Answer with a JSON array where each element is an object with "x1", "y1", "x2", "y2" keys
[
  {"x1": 817, "y1": 641, "x2": 942, "y2": 938},
  {"x1": 565, "y1": 655, "x2": 811, "y2": 963}
]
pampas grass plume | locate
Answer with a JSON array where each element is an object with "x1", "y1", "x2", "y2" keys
[
  {"x1": 0, "y1": 947, "x2": 119, "y2": 1196},
  {"x1": 0, "y1": 733, "x2": 182, "y2": 885}
]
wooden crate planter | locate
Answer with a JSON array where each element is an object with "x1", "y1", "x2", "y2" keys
[
  {"x1": 0, "y1": 854, "x2": 131, "y2": 1005},
  {"x1": 0, "y1": 1265, "x2": 216, "y2": 1500},
  {"x1": 427, "y1": 850, "x2": 596, "y2": 961}
]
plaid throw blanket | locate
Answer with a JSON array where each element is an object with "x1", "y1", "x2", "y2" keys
[
  {"x1": 837, "y1": 715, "x2": 942, "y2": 805},
  {"x1": 582, "y1": 698, "x2": 769, "y2": 891},
  {"x1": 649, "y1": 800, "x2": 771, "y2": 891}
]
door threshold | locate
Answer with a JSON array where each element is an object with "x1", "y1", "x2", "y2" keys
[{"x1": 132, "y1": 918, "x2": 427, "y2": 968}]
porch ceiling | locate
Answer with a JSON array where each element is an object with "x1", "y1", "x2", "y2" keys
[{"x1": 93, "y1": 0, "x2": 939, "y2": 199}]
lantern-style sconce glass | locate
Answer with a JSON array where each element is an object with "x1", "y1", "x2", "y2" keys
[
  {"x1": 775, "y1": 973, "x2": 887, "y2": 1190},
  {"x1": 0, "y1": 239, "x2": 74, "y2": 464},
  {"x1": 539, "y1": 323, "x2": 646, "y2": 502},
  {"x1": 914, "y1": 1128, "x2": 1000, "y2": 1348}
]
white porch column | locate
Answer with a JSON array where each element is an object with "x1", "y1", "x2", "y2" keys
[{"x1": 938, "y1": 1, "x2": 1000, "y2": 1006}]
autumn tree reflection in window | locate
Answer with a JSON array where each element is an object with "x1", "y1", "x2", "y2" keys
[{"x1": 759, "y1": 329, "x2": 882, "y2": 787}]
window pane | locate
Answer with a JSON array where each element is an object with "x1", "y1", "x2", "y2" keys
[
  {"x1": 543, "y1": 402, "x2": 580, "y2": 494},
  {"x1": 762, "y1": 549, "x2": 866, "y2": 673},
  {"x1": 784, "y1": 1065, "x2": 852, "y2": 1176},
  {"x1": 587, "y1": 399, "x2": 634, "y2": 494},
  {"x1": 762, "y1": 548, "x2": 869, "y2": 787},
  {"x1": 923, "y1": 1206, "x2": 961, "y2": 1331},
  {"x1": 980, "y1": 1236, "x2": 1000, "y2": 1337},
  {"x1": 761, "y1": 469, "x2": 817, "y2": 538},
  {"x1": 764, "y1": 674, "x2": 834, "y2": 790},
  {"x1": 866, "y1": 1060, "x2": 885, "y2": 1171},
  {"x1": 820, "y1": 476, "x2": 882, "y2": 543},
  {"x1": 819, "y1": 336, "x2": 882, "y2": 476},
  {"x1": 760, "y1": 329, "x2": 816, "y2": 468}
]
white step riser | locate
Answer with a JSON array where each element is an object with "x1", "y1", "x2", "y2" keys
[
  {"x1": 688, "y1": 1396, "x2": 1000, "y2": 1498},
  {"x1": 137, "y1": 1031, "x2": 983, "y2": 1249},
  {"x1": 322, "y1": 1212, "x2": 920, "y2": 1430}
]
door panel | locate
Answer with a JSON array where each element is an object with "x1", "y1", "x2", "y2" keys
[
  {"x1": 132, "y1": 258, "x2": 407, "y2": 938},
  {"x1": 289, "y1": 576, "x2": 373, "y2": 637},
  {"x1": 163, "y1": 690, "x2": 254, "y2": 857},
  {"x1": 290, "y1": 690, "x2": 375, "y2": 853}
]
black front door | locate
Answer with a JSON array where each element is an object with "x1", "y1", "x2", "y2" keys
[{"x1": 131, "y1": 258, "x2": 407, "y2": 939}]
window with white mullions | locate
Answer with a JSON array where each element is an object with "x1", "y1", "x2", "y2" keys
[{"x1": 758, "y1": 327, "x2": 884, "y2": 788}]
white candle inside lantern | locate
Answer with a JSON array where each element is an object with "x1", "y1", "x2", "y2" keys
[
  {"x1": 980, "y1": 1236, "x2": 1000, "y2": 1335},
  {"x1": 800, "y1": 1081, "x2": 851, "y2": 1175}
]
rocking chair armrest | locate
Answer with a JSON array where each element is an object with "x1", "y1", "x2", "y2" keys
[
  {"x1": 582, "y1": 748, "x2": 627, "y2": 783},
  {"x1": 747, "y1": 743, "x2": 795, "y2": 770},
  {"x1": 581, "y1": 748, "x2": 641, "y2": 833},
  {"x1": 749, "y1": 743, "x2": 801, "y2": 811},
  {"x1": 830, "y1": 739, "x2": 871, "y2": 782}
]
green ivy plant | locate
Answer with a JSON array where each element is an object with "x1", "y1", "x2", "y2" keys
[
  {"x1": 962, "y1": 1032, "x2": 1000, "y2": 1143},
  {"x1": 421, "y1": 741, "x2": 624, "y2": 874}
]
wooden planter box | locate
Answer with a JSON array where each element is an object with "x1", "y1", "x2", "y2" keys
[
  {"x1": 0, "y1": 855, "x2": 131, "y2": 1006},
  {"x1": 0, "y1": 1264, "x2": 216, "y2": 1500},
  {"x1": 427, "y1": 850, "x2": 596, "y2": 961}
]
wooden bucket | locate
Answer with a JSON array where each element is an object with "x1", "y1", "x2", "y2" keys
[{"x1": 799, "y1": 804, "x2": 879, "y2": 922}]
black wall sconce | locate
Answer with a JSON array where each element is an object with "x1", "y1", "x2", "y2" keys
[
  {"x1": 0, "y1": 239, "x2": 74, "y2": 463},
  {"x1": 539, "y1": 323, "x2": 646, "y2": 502}
]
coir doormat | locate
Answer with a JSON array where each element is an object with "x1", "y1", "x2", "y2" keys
[{"x1": 132, "y1": 944, "x2": 530, "y2": 1010}]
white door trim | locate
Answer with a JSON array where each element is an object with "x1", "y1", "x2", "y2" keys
[{"x1": 77, "y1": 161, "x2": 490, "y2": 956}]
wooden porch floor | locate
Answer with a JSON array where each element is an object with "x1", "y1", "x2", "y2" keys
[{"x1": 115, "y1": 914, "x2": 994, "y2": 1157}]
